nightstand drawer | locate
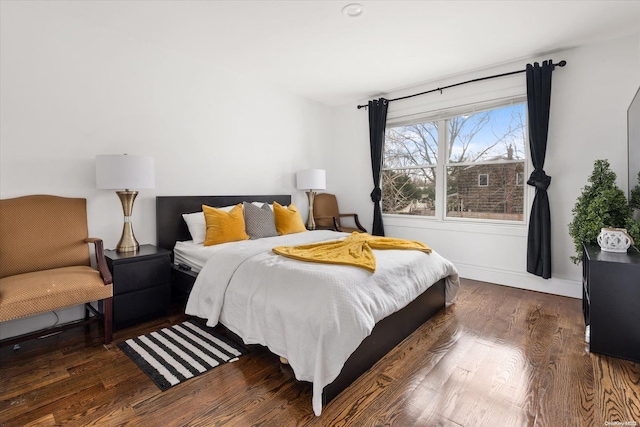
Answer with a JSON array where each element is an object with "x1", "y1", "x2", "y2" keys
[
  {"x1": 111, "y1": 258, "x2": 170, "y2": 294},
  {"x1": 113, "y1": 284, "x2": 171, "y2": 330}
]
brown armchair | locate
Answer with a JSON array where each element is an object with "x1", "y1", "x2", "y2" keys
[
  {"x1": 313, "y1": 193, "x2": 366, "y2": 233},
  {"x1": 0, "y1": 195, "x2": 113, "y2": 347}
]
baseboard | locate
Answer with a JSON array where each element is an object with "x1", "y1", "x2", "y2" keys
[{"x1": 454, "y1": 262, "x2": 582, "y2": 299}]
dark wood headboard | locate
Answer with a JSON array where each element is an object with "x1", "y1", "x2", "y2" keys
[{"x1": 156, "y1": 195, "x2": 292, "y2": 253}]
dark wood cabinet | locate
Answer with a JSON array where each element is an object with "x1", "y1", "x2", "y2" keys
[
  {"x1": 582, "y1": 243, "x2": 640, "y2": 362},
  {"x1": 105, "y1": 245, "x2": 171, "y2": 330}
]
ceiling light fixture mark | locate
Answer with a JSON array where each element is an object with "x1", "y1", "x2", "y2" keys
[{"x1": 342, "y1": 3, "x2": 366, "y2": 18}]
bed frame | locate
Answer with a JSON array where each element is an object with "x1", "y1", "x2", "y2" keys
[{"x1": 156, "y1": 195, "x2": 446, "y2": 405}]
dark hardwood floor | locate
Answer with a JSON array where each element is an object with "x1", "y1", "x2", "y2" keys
[{"x1": 1, "y1": 278, "x2": 638, "y2": 426}]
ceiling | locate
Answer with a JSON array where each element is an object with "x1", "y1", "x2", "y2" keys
[{"x1": 43, "y1": 1, "x2": 640, "y2": 106}]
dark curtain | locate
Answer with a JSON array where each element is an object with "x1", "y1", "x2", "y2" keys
[
  {"x1": 368, "y1": 98, "x2": 388, "y2": 236},
  {"x1": 526, "y1": 60, "x2": 554, "y2": 279}
]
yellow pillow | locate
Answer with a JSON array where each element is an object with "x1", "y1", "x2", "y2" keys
[
  {"x1": 203, "y1": 204, "x2": 249, "y2": 246},
  {"x1": 273, "y1": 202, "x2": 307, "y2": 235}
]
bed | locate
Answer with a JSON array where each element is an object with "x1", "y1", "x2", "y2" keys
[{"x1": 156, "y1": 195, "x2": 460, "y2": 415}]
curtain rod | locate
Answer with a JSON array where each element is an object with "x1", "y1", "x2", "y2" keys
[{"x1": 356, "y1": 60, "x2": 567, "y2": 109}]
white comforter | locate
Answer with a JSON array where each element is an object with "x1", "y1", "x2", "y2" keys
[{"x1": 185, "y1": 230, "x2": 459, "y2": 415}]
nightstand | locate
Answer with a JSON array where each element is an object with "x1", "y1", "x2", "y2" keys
[{"x1": 104, "y1": 245, "x2": 171, "y2": 330}]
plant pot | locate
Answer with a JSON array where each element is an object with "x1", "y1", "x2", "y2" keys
[{"x1": 597, "y1": 228, "x2": 633, "y2": 253}]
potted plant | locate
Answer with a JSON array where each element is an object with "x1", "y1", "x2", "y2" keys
[
  {"x1": 630, "y1": 171, "x2": 640, "y2": 215},
  {"x1": 626, "y1": 171, "x2": 640, "y2": 245},
  {"x1": 625, "y1": 217, "x2": 640, "y2": 248},
  {"x1": 568, "y1": 159, "x2": 631, "y2": 264}
]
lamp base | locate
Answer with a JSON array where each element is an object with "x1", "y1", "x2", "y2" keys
[
  {"x1": 306, "y1": 191, "x2": 316, "y2": 230},
  {"x1": 116, "y1": 221, "x2": 139, "y2": 253},
  {"x1": 116, "y1": 190, "x2": 140, "y2": 253}
]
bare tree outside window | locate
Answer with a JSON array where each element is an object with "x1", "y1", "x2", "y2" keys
[
  {"x1": 383, "y1": 122, "x2": 437, "y2": 216},
  {"x1": 383, "y1": 102, "x2": 527, "y2": 221}
]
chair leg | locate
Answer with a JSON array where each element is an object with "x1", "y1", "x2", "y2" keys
[
  {"x1": 84, "y1": 303, "x2": 92, "y2": 336},
  {"x1": 103, "y1": 297, "x2": 113, "y2": 345}
]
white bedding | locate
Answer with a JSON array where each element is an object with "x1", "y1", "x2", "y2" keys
[{"x1": 184, "y1": 230, "x2": 459, "y2": 415}]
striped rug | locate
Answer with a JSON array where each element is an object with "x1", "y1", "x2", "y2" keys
[{"x1": 118, "y1": 319, "x2": 248, "y2": 391}]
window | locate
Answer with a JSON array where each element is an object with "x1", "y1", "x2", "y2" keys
[
  {"x1": 383, "y1": 100, "x2": 527, "y2": 222},
  {"x1": 383, "y1": 121, "x2": 438, "y2": 216}
]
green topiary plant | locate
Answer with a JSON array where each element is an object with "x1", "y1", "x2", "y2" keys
[
  {"x1": 630, "y1": 171, "x2": 640, "y2": 210},
  {"x1": 568, "y1": 159, "x2": 631, "y2": 264},
  {"x1": 625, "y1": 217, "x2": 640, "y2": 248}
]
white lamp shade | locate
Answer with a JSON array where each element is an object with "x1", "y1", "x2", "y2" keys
[
  {"x1": 96, "y1": 154, "x2": 155, "y2": 190},
  {"x1": 296, "y1": 169, "x2": 326, "y2": 191}
]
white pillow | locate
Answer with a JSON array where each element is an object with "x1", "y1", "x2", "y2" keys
[
  {"x1": 182, "y1": 205, "x2": 235, "y2": 244},
  {"x1": 182, "y1": 212, "x2": 206, "y2": 244}
]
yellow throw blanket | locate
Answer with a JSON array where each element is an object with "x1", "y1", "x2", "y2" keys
[{"x1": 272, "y1": 232, "x2": 432, "y2": 272}]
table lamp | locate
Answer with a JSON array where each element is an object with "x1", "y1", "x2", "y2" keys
[
  {"x1": 296, "y1": 169, "x2": 326, "y2": 230},
  {"x1": 96, "y1": 154, "x2": 155, "y2": 252}
]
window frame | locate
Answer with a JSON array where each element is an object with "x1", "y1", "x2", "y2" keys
[
  {"x1": 382, "y1": 96, "x2": 529, "y2": 225},
  {"x1": 478, "y1": 174, "x2": 489, "y2": 187}
]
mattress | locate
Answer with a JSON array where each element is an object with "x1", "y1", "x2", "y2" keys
[{"x1": 173, "y1": 240, "x2": 227, "y2": 273}]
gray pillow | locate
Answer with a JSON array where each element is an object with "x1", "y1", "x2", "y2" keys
[{"x1": 243, "y1": 202, "x2": 278, "y2": 239}]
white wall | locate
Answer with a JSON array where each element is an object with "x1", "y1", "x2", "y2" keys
[
  {"x1": 0, "y1": 2, "x2": 332, "y2": 338},
  {"x1": 331, "y1": 33, "x2": 640, "y2": 298}
]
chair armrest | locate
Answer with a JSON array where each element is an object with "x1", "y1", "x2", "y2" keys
[
  {"x1": 313, "y1": 215, "x2": 339, "y2": 231},
  {"x1": 332, "y1": 216, "x2": 341, "y2": 232},
  {"x1": 85, "y1": 238, "x2": 113, "y2": 285},
  {"x1": 311, "y1": 215, "x2": 341, "y2": 231},
  {"x1": 337, "y1": 213, "x2": 367, "y2": 232}
]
